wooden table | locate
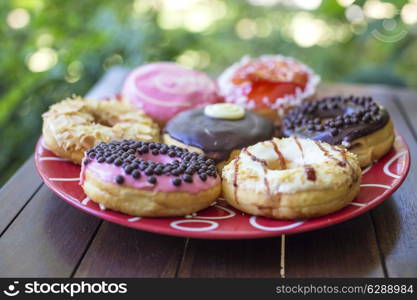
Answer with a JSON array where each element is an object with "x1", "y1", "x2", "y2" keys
[{"x1": 1, "y1": 67, "x2": 416, "y2": 278}]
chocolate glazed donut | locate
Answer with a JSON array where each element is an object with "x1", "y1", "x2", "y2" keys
[
  {"x1": 164, "y1": 107, "x2": 276, "y2": 163},
  {"x1": 281, "y1": 95, "x2": 395, "y2": 167}
]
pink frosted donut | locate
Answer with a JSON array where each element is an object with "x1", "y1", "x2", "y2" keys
[
  {"x1": 80, "y1": 140, "x2": 221, "y2": 217},
  {"x1": 122, "y1": 62, "x2": 219, "y2": 125}
]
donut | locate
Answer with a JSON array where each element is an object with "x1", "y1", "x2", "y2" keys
[
  {"x1": 281, "y1": 95, "x2": 395, "y2": 167},
  {"x1": 42, "y1": 96, "x2": 160, "y2": 164},
  {"x1": 222, "y1": 137, "x2": 362, "y2": 219},
  {"x1": 218, "y1": 55, "x2": 320, "y2": 124},
  {"x1": 122, "y1": 62, "x2": 219, "y2": 126},
  {"x1": 163, "y1": 103, "x2": 276, "y2": 170},
  {"x1": 80, "y1": 140, "x2": 221, "y2": 217}
]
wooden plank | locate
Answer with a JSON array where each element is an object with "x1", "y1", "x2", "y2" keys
[
  {"x1": 367, "y1": 86, "x2": 417, "y2": 278},
  {"x1": 0, "y1": 156, "x2": 43, "y2": 235},
  {"x1": 74, "y1": 222, "x2": 185, "y2": 278},
  {"x1": 0, "y1": 185, "x2": 101, "y2": 277},
  {"x1": 177, "y1": 237, "x2": 282, "y2": 277},
  {"x1": 319, "y1": 83, "x2": 417, "y2": 277},
  {"x1": 285, "y1": 214, "x2": 384, "y2": 277}
]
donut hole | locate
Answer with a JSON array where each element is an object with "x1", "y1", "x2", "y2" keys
[
  {"x1": 265, "y1": 160, "x2": 286, "y2": 171},
  {"x1": 90, "y1": 112, "x2": 117, "y2": 127}
]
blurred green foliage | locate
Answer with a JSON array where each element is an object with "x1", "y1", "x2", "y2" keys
[{"x1": 1, "y1": 0, "x2": 417, "y2": 185}]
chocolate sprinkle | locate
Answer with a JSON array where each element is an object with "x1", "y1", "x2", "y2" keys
[
  {"x1": 132, "y1": 170, "x2": 141, "y2": 179},
  {"x1": 115, "y1": 175, "x2": 124, "y2": 185},
  {"x1": 84, "y1": 140, "x2": 218, "y2": 186},
  {"x1": 148, "y1": 176, "x2": 157, "y2": 184},
  {"x1": 172, "y1": 177, "x2": 182, "y2": 186},
  {"x1": 282, "y1": 95, "x2": 390, "y2": 147}
]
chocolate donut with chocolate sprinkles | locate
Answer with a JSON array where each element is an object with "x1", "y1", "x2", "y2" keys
[
  {"x1": 282, "y1": 95, "x2": 395, "y2": 167},
  {"x1": 80, "y1": 140, "x2": 221, "y2": 217}
]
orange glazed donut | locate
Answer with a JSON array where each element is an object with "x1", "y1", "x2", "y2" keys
[{"x1": 218, "y1": 55, "x2": 320, "y2": 125}]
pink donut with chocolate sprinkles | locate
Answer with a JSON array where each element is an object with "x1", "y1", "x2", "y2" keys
[{"x1": 80, "y1": 140, "x2": 221, "y2": 217}]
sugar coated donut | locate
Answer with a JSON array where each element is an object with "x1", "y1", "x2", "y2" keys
[
  {"x1": 122, "y1": 62, "x2": 219, "y2": 126},
  {"x1": 163, "y1": 103, "x2": 276, "y2": 169},
  {"x1": 42, "y1": 96, "x2": 160, "y2": 164},
  {"x1": 81, "y1": 140, "x2": 221, "y2": 217},
  {"x1": 282, "y1": 95, "x2": 395, "y2": 167},
  {"x1": 222, "y1": 137, "x2": 361, "y2": 219},
  {"x1": 218, "y1": 55, "x2": 320, "y2": 124}
]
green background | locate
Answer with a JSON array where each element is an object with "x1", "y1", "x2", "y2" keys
[{"x1": 1, "y1": 0, "x2": 416, "y2": 185}]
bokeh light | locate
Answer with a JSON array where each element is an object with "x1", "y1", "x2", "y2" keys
[
  {"x1": 65, "y1": 61, "x2": 84, "y2": 83},
  {"x1": 247, "y1": 0, "x2": 280, "y2": 6},
  {"x1": 289, "y1": 13, "x2": 332, "y2": 47},
  {"x1": 247, "y1": 0, "x2": 322, "y2": 10},
  {"x1": 255, "y1": 18, "x2": 272, "y2": 38},
  {"x1": 156, "y1": 0, "x2": 226, "y2": 32},
  {"x1": 337, "y1": 0, "x2": 356, "y2": 7},
  {"x1": 345, "y1": 4, "x2": 366, "y2": 24},
  {"x1": 401, "y1": 3, "x2": 417, "y2": 24},
  {"x1": 292, "y1": 0, "x2": 322, "y2": 10},
  {"x1": 103, "y1": 54, "x2": 124, "y2": 70},
  {"x1": 363, "y1": 0, "x2": 396, "y2": 19},
  {"x1": 27, "y1": 48, "x2": 58, "y2": 72},
  {"x1": 176, "y1": 50, "x2": 210, "y2": 69},
  {"x1": 235, "y1": 18, "x2": 257, "y2": 39},
  {"x1": 6, "y1": 8, "x2": 30, "y2": 29}
]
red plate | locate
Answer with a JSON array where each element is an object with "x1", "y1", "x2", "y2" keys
[{"x1": 35, "y1": 135, "x2": 410, "y2": 239}]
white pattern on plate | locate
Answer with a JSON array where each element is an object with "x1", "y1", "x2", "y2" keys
[
  {"x1": 128, "y1": 217, "x2": 142, "y2": 222},
  {"x1": 39, "y1": 157, "x2": 69, "y2": 162},
  {"x1": 361, "y1": 164, "x2": 373, "y2": 175},
  {"x1": 360, "y1": 184, "x2": 391, "y2": 189},
  {"x1": 350, "y1": 202, "x2": 366, "y2": 207},
  {"x1": 49, "y1": 177, "x2": 80, "y2": 182},
  {"x1": 81, "y1": 197, "x2": 90, "y2": 205},
  {"x1": 193, "y1": 205, "x2": 236, "y2": 220},
  {"x1": 249, "y1": 216, "x2": 304, "y2": 231},
  {"x1": 383, "y1": 151, "x2": 406, "y2": 179},
  {"x1": 41, "y1": 139, "x2": 52, "y2": 151},
  {"x1": 170, "y1": 220, "x2": 219, "y2": 232}
]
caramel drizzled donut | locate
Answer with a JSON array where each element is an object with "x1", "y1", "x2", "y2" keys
[
  {"x1": 81, "y1": 140, "x2": 221, "y2": 217},
  {"x1": 282, "y1": 96, "x2": 395, "y2": 167},
  {"x1": 222, "y1": 137, "x2": 362, "y2": 219}
]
